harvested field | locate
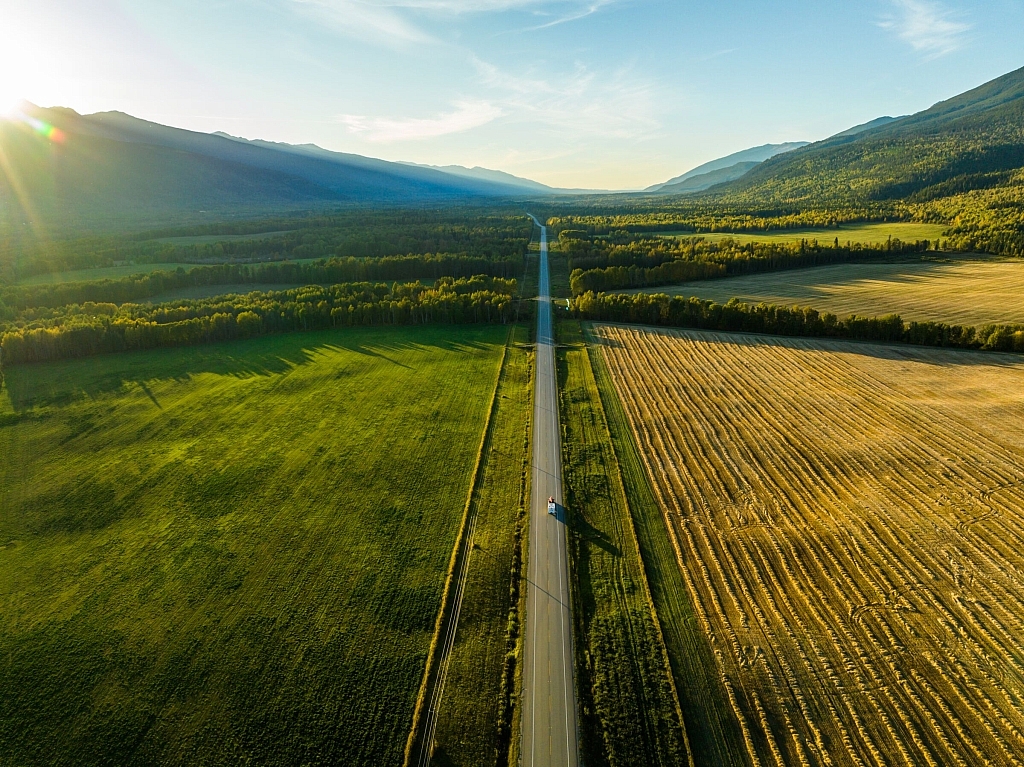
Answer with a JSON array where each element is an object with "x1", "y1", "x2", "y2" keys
[
  {"x1": 622, "y1": 258, "x2": 1024, "y2": 327},
  {"x1": 594, "y1": 323, "x2": 1024, "y2": 767}
]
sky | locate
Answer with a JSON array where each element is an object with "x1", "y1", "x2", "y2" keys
[{"x1": 1, "y1": 0, "x2": 1021, "y2": 189}]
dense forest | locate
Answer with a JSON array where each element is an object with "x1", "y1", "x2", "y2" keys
[
  {"x1": 0, "y1": 276, "x2": 519, "y2": 365},
  {"x1": 563, "y1": 231, "x2": 935, "y2": 294},
  {"x1": 571, "y1": 290, "x2": 1024, "y2": 353},
  {"x1": 1, "y1": 253, "x2": 524, "y2": 311},
  {"x1": 0, "y1": 209, "x2": 533, "y2": 281}
]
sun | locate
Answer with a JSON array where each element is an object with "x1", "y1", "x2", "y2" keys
[{"x1": 0, "y1": 61, "x2": 29, "y2": 116}]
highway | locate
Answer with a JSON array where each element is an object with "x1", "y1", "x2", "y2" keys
[{"x1": 521, "y1": 216, "x2": 579, "y2": 767}]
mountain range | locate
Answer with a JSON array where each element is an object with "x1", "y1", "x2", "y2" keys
[
  {"x1": 0, "y1": 106, "x2": 553, "y2": 231},
  {"x1": 3, "y1": 63, "x2": 1023, "y2": 231}
]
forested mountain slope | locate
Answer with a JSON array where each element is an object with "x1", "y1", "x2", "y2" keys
[{"x1": 716, "y1": 66, "x2": 1024, "y2": 205}]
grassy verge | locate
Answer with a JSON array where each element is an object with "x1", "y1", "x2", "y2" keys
[
  {"x1": 556, "y1": 318, "x2": 689, "y2": 766},
  {"x1": 427, "y1": 324, "x2": 533, "y2": 767},
  {"x1": 0, "y1": 324, "x2": 506, "y2": 766},
  {"x1": 585, "y1": 324, "x2": 749, "y2": 766}
]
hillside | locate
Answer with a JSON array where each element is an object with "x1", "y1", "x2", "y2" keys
[
  {"x1": 0, "y1": 106, "x2": 538, "y2": 232},
  {"x1": 716, "y1": 65, "x2": 1024, "y2": 204}
]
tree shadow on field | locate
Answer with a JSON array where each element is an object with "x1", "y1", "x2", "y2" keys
[
  {"x1": 2, "y1": 324, "x2": 504, "y2": 411},
  {"x1": 588, "y1": 322, "x2": 1024, "y2": 370},
  {"x1": 571, "y1": 511, "x2": 620, "y2": 558}
]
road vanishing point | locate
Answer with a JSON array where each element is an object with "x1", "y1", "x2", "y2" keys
[{"x1": 521, "y1": 216, "x2": 580, "y2": 767}]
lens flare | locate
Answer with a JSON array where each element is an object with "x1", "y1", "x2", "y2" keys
[{"x1": 14, "y1": 111, "x2": 65, "y2": 143}]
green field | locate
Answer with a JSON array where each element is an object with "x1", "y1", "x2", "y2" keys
[
  {"x1": 0, "y1": 324, "x2": 506, "y2": 766},
  {"x1": 17, "y1": 262, "x2": 202, "y2": 285},
  {"x1": 429, "y1": 325, "x2": 533, "y2": 766},
  {"x1": 557, "y1": 319, "x2": 688, "y2": 766},
  {"x1": 627, "y1": 257, "x2": 1024, "y2": 327},
  {"x1": 16, "y1": 258, "x2": 325, "y2": 286},
  {"x1": 657, "y1": 222, "x2": 946, "y2": 245},
  {"x1": 150, "y1": 231, "x2": 295, "y2": 245}
]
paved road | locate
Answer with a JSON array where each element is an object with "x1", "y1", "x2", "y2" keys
[{"x1": 521, "y1": 217, "x2": 579, "y2": 767}]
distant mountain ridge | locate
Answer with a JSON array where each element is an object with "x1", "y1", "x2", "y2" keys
[
  {"x1": 398, "y1": 161, "x2": 613, "y2": 194},
  {"x1": 653, "y1": 161, "x2": 761, "y2": 195},
  {"x1": 646, "y1": 142, "x2": 809, "y2": 193},
  {"x1": 398, "y1": 162, "x2": 555, "y2": 193},
  {"x1": 0, "y1": 106, "x2": 553, "y2": 231},
  {"x1": 829, "y1": 116, "x2": 900, "y2": 139}
]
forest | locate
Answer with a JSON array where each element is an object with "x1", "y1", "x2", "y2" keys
[
  {"x1": 0, "y1": 276, "x2": 519, "y2": 365},
  {"x1": 0, "y1": 208, "x2": 533, "y2": 281},
  {"x1": 1, "y1": 252, "x2": 524, "y2": 311},
  {"x1": 571, "y1": 290, "x2": 1024, "y2": 352},
  {"x1": 563, "y1": 231, "x2": 935, "y2": 294}
]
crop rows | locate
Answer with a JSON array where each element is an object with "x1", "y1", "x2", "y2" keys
[{"x1": 594, "y1": 323, "x2": 1024, "y2": 766}]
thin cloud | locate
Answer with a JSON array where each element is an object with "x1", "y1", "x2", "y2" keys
[
  {"x1": 878, "y1": 0, "x2": 971, "y2": 59},
  {"x1": 472, "y1": 57, "x2": 664, "y2": 140},
  {"x1": 518, "y1": 0, "x2": 616, "y2": 31},
  {"x1": 289, "y1": 0, "x2": 435, "y2": 45},
  {"x1": 288, "y1": 0, "x2": 614, "y2": 46},
  {"x1": 337, "y1": 100, "x2": 503, "y2": 141}
]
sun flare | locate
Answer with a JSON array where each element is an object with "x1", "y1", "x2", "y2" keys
[{"x1": 0, "y1": 82, "x2": 25, "y2": 117}]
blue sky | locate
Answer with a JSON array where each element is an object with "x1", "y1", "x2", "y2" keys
[{"x1": 2, "y1": 0, "x2": 1021, "y2": 188}]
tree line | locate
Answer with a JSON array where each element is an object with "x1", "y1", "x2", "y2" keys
[
  {"x1": 1, "y1": 276, "x2": 518, "y2": 366},
  {"x1": 565, "y1": 234, "x2": 934, "y2": 295},
  {"x1": 2, "y1": 253, "x2": 525, "y2": 311},
  {"x1": 571, "y1": 290, "x2": 1024, "y2": 353}
]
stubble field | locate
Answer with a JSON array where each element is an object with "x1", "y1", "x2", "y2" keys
[
  {"x1": 622, "y1": 258, "x2": 1024, "y2": 327},
  {"x1": 593, "y1": 323, "x2": 1024, "y2": 766},
  {"x1": 0, "y1": 324, "x2": 505, "y2": 766}
]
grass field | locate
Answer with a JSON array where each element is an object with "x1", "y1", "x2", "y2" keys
[
  {"x1": 558, "y1": 319, "x2": 688, "y2": 766},
  {"x1": 0, "y1": 324, "x2": 506, "y2": 766},
  {"x1": 594, "y1": 324, "x2": 1024, "y2": 766},
  {"x1": 428, "y1": 325, "x2": 533, "y2": 767},
  {"x1": 17, "y1": 262, "x2": 203, "y2": 285},
  {"x1": 16, "y1": 257, "x2": 323, "y2": 286},
  {"x1": 150, "y1": 231, "x2": 295, "y2": 246},
  {"x1": 656, "y1": 222, "x2": 946, "y2": 245},
  {"x1": 629, "y1": 258, "x2": 1024, "y2": 327}
]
